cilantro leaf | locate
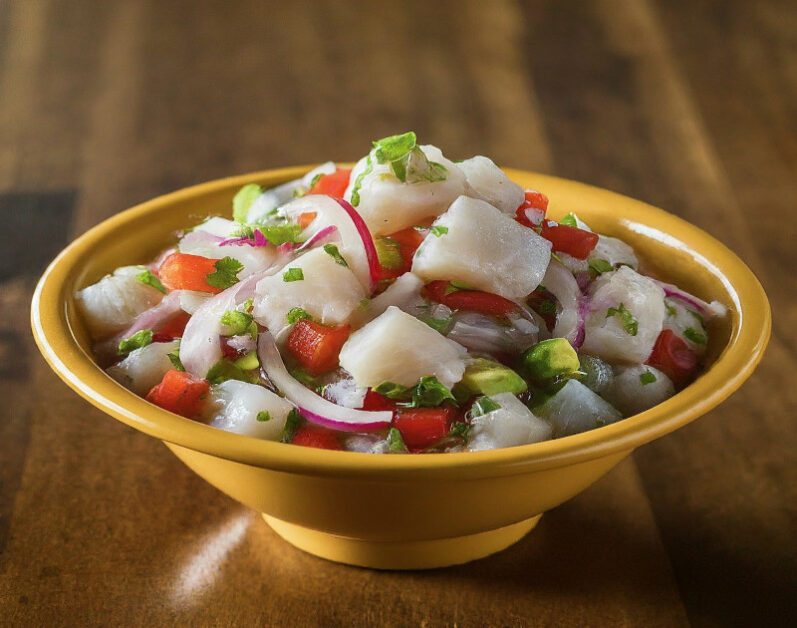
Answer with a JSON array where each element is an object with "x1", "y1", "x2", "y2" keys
[
  {"x1": 560, "y1": 212, "x2": 579, "y2": 227},
  {"x1": 606, "y1": 303, "x2": 638, "y2": 336},
  {"x1": 418, "y1": 314, "x2": 452, "y2": 334},
  {"x1": 286, "y1": 307, "x2": 311, "y2": 324},
  {"x1": 684, "y1": 327, "x2": 707, "y2": 345},
  {"x1": 282, "y1": 267, "x2": 304, "y2": 282},
  {"x1": 137, "y1": 269, "x2": 166, "y2": 294},
  {"x1": 469, "y1": 396, "x2": 502, "y2": 418},
  {"x1": 323, "y1": 243, "x2": 349, "y2": 267},
  {"x1": 206, "y1": 359, "x2": 251, "y2": 385},
  {"x1": 206, "y1": 257, "x2": 244, "y2": 290},
  {"x1": 640, "y1": 370, "x2": 657, "y2": 385},
  {"x1": 430, "y1": 226, "x2": 448, "y2": 237},
  {"x1": 373, "y1": 381, "x2": 410, "y2": 399},
  {"x1": 258, "y1": 222, "x2": 303, "y2": 246},
  {"x1": 588, "y1": 258, "x2": 613, "y2": 275},
  {"x1": 374, "y1": 236, "x2": 402, "y2": 270},
  {"x1": 350, "y1": 154, "x2": 373, "y2": 207},
  {"x1": 449, "y1": 421, "x2": 471, "y2": 439},
  {"x1": 220, "y1": 310, "x2": 255, "y2": 336},
  {"x1": 233, "y1": 184, "x2": 263, "y2": 222},
  {"x1": 386, "y1": 427, "x2": 408, "y2": 453},
  {"x1": 408, "y1": 376, "x2": 456, "y2": 408},
  {"x1": 256, "y1": 411, "x2": 272, "y2": 423},
  {"x1": 281, "y1": 409, "x2": 303, "y2": 443},
  {"x1": 373, "y1": 131, "x2": 417, "y2": 164},
  {"x1": 167, "y1": 349, "x2": 185, "y2": 371},
  {"x1": 118, "y1": 329, "x2": 153, "y2": 356}
]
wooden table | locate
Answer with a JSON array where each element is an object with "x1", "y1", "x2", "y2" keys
[{"x1": 2, "y1": 1, "x2": 795, "y2": 625}]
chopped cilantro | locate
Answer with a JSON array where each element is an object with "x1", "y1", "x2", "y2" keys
[
  {"x1": 118, "y1": 329, "x2": 153, "y2": 356},
  {"x1": 418, "y1": 314, "x2": 452, "y2": 334},
  {"x1": 289, "y1": 367, "x2": 323, "y2": 391},
  {"x1": 373, "y1": 131, "x2": 417, "y2": 164},
  {"x1": 595, "y1": 418, "x2": 607, "y2": 427},
  {"x1": 684, "y1": 327, "x2": 707, "y2": 345},
  {"x1": 136, "y1": 269, "x2": 166, "y2": 294},
  {"x1": 640, "y1": 370, "x2": 657, "y2": 385},
  {"x1": 606, "y1": 303, "x2": 639, "y2": 336},
  {"x1": 323, "y1": 243, "x2": 349, "y2": 267},
  {"x1": 220, "y1": 310, "x2": 255, "y2": 336},
  {"x1": 256, "y1": 411, "x2": 272, "y2": 423},
  {"x1": 386, "y1": 427, "x2": 408, "y2": 453},
  {"x1": 167, "y1": 349, "x2": 185, "y2": 371},
  {"x1": 469, "y1": 396, "x2": 502, "y2": 418},
  {"x1": 307, "y1": 173, "x2": 324, "y2": 190},
  {"x1": 258, "y1": 222, "x2": 303, "y2": 246},
  {"x1": 371, "y1": 131, "x2": 446, "y2": 184},
  {"x1": 449, "y1": 421, "x2": 471, "y2": 439},
  {"x1": 374, "y1": 236, "x2": 402, "y2": 270},
  {"x1": 282, "y1": 267, "x2": 304, "y2": 282},
  {"x1": 588, "y1": 258, "x2": 613, "y2": 275},
  {"x1": 407, "y1": 375, "x2": 456, "y2": 408},
  {"x1": 206, "y1": 359, "x2": 251, "y2": 385},
  {"x1": 286, "y1": 307, "x2": 311, "y2": 324},
  {"x1": 560, "y1": 212, "x2": 579, "y2": 227},
  {"x1": 232, "y1": 184, "x2": 263, "y2": 222},
  {"x1": 373, "y1": 381, "x2": 410, "y2": 399},
  {"x1": 206, "y1": 257, "x2": 244, "y2": 290},
  {"x1": 350, "y1": 154, "x2": 373, "y2": 207},
  {"x1": 242, "y1": 297, "x2": 254, "y2": 313},
  {"x1": 281, "y1": 409, "x2": 303, "y2": 443},
  {"x1": 665, "y1": 301, "x2": 678, "y2": 317},
  {"x1": 430, "y1": 225, "x2": 449, "y2": 237}
]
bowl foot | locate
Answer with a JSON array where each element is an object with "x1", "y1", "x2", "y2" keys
[{"x1": 262, "y1": 514, "x2": 542, "y2": 570}]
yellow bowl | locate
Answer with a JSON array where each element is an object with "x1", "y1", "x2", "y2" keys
[{"x1": 31, "y1": 167, "x2": 770, "y2": 569}]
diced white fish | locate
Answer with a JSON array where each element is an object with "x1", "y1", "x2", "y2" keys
[
  {"x1": 412, "y1": 196, "x2": 551, "y2": 300},
  {"x1": 339, "y1": 306, "x2": 467, "y2": 389},
  {"x1": 178, "y1": 229, "x2": 276, "y2": 278},
  {"x1": 245, "y1": 162, "x2": 336, "y2": 224},
  {"x1": 581, "y1": 266, "x2": 665, "y2": 364},
  {"x1": 253, "y1": 247, "x2": 366, "y2": 333},
  {"x1": 541, "y1": 259, "x2": 581, "y2": 345},
  {"x1": 458, "y1": 155, "x2": 524, "y2": 214},
  {"x1": 663, "y1": 297, "x2": 709, "y2": 356},
  {"x1": 194, "y1": 217, "x2": 240, "y2": 238},
  {"x1": 589, "y1": 235, "x2": 639, "y2": 270},
  {"x1": 343, "y1": 145, "x2": 467, "y2": 235},
  {"x1": 603, "y1": 365, "x2": 675, "y2": 417},
  {"x1": 467, "y1": 393, "x2": 552, "y2": 451},
  {"x1": 178, "y1": 290, "x2": 211, "y2": 315},
  {"x1": 76, "y1": 266, "x2": 165, "y2": 340},
  {"x1": 107, "y1": 340, "x2": 180, "y2": 396},
  {"x1": 205, "y1": 380, "x2": 294, "y2": 440},
  {"x1": 536, "y1": 379, "x2": 622, "y2": 437}
]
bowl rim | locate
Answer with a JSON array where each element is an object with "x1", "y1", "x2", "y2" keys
[{"x1": 31, "y1": 166, "x2": 771, "y2": 480}]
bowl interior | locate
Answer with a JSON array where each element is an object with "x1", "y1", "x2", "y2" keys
[{"x1": 32, "y1": 167, "x2": 770, "y2": 478}]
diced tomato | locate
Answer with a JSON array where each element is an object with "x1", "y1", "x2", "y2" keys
[
  {"x1": 308, "y1": 167, "x2": 352, "y2": 198},
  {"x1": 515, "y1": 190, "x2": 549, "y2": 228},
  {"x1": 393, "y1": 406, "x2": 458, "y2": 450},
  {"x1": 540, "y1": 221, "x2": 599, "y2": 260},
  {"x1": 291, "y1": 425, "x2": 343, "y2": 450},
  {"x1": 145, "y1": 369, "x2": 209, "y2": 419},
  {"x1": 158, "y1": 253, "x2": 222, "y2": 294},
  {"x1": 286, "y1": 320, "x2": 351, "y2": 376},
  {"x1": 361, "y1": 389, "x2": 398, "y2": 412},
  {"x1": 423, "y1": 281, "x2": 518, "y2": 317},
  {"x1": 646, "y1": 329, "x2": 699, "y2": 387},
  {"x1": 158, "y1": 311, "x2": 190, "y2": 339},
  {"x1": 298, "y1": 212, "x2": 317, "y2": 229}
]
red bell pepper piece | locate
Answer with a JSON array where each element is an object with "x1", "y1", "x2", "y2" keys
[
  {"x1": 145, "y1": 369, "x2": 209, "y2": 418},
  {"x1": 376, "y1": 227, "x2": 426, "y2": 280},
  {"x1": 393, "y1": 406, "x2": 458, "y2": 450},
  {"x1": 361, "y1": 389, "x2": 398, "y2": 412},
  {"x1": 286, "y1": 320, "x2": 351, "y2": 376},
  {"x1": 158, "y1": 253, "x2": 223, "y2": 294},
  {"x1": 647, "y1": 329, "x2": 699, "y2": 387},
  {"x1": 540, "y1": 221, "x2": 599, "y2": 260},
  {"x1": 308, "y1": 167, "x2": 352, "y2": 198},
  {"x1": 291, "y1": 425, "x2": 343, "y2": 450},
  {"x1": 423, "y1": 281, "x2": 518, "y2": 317},
  {"x1": 515, "y1": 190, "x2": 549, "y2": 228}
]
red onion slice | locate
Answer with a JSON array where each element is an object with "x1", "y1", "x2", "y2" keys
[
  {"x1": 542, "y1": 260, "x2": 582, "y2": 346},
  {"x1": 257, "y1": 332, "x2": 392, "y2": 431},
  {"x1": 653, "y1": 280, "x2": 727, "y2": 319}
]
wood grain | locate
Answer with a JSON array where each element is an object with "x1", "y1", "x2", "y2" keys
[{"x1": 1, "y1": 0, "x2": 794, "y2": 625}]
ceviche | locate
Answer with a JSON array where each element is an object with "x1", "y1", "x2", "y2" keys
[{"x1": 77, "y1": 132, "x2": 726, "y2": 453}]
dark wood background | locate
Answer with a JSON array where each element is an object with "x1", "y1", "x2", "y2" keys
[{"x1": 1, "y1": 1, "x2": 795, "y2": 626}]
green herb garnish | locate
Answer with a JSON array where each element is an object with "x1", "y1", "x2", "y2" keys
[
  {"x1": 323, "y1": 243, "x2": 349, "y2": 267},
  {"x1": 639, "y1": 370, "x2": 657, "y2": 385},
  {"x1": 665, "y1": 301, "x2": 678, "y2": 317},
  {"x1": 286, "y1": 307, "x2": 312, "y2": 324},
  {"x1": 118, "y1": 329, "x2": 153, "y2": 356},
  {"x1": 606, "y1": 303, "x2": 638, "y2": 336},
  {"x1": 371, "y1": 131, "x2": 447, "y2": 184},
  {"x1": 560, "y1": 212, "x2": 579, "y2": 227},
  {"x1": 386, "y1": 427, "x2": 408, "y2": 453},
  {"x1": 449, "y1": 421, "x2": 471, "y2": 439},
  {"x1": 136, "y1": 269, "x2": 166, "y2": 294},
  {"x1": 282, "y1": 267, "x2": 304, "y2": 282},
  {"x1": 373, "y1": 381, "x2": 410, "y2": 399},
  {"x1": 418, "y1": 315, "x2": 452, "y2": 334},
  {"x1": 232, "y1": 184, "x2": 263, "y2": 222},
  {"x1": 206, "y1": 257, "x2": 244, "y2": 290},
  {"x1": 683, "y1": 327, "x2": 707, "y2": 345},
  {"x1": 281, "y1": 409, "x2": 303, "y2": 443},
  {"x1": 469, "y1": 396, "x2": 502, "y2": 418},
  {"x1": 220, "y1": 309, "x2": 255, "y2": 336},
  {"x1": 350, "y1": 154, "x2": 373, "y2": 207},
  {"x1": 429, "y1": 225, "x2": 449, "y2": 237},
  {"x1": 167, "y1": 349, "x2": 185, "y2": 371},
  {"x1": 256, "y1": 411, "x2": 272, "y2": 423},
  {"x1": 588, "y1": 258, "x2": 613, "y2": 275},
  {"x1": 258, "y1": 222, "x2": 303, "y2": 246},
  {"x1": 206, "y1": 359, "x2": 251, "y2": 385},
  {"x1": 407, "y1": 376, "x2": 456, "y2": 408}
]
